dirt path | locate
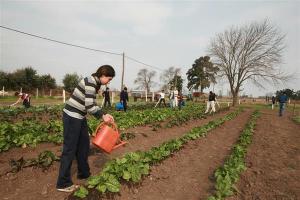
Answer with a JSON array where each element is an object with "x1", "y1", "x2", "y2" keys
[
  {"x1": 85, "y1": 109, "x2": 252, "y2": 200},
  {"x1": 0, "y1": 108, "x2": 233, "y2": 200},
  {"x1": 227, "y1": 109, "x2": 300, "y2": 200}
]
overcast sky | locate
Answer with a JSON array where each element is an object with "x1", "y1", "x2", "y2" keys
[{"x1": 1, "y1": 0, "x2": 299, "y2": 97}]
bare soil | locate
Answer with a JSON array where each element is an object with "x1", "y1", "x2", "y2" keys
[{"x1": 227, "y1": 109, "x2": 300, "y2": 200}]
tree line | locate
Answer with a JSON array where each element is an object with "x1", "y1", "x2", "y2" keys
[
  {"x1": 0, "y1": 67, "x2": 56, "y2": 93},
  {"x1": 0, "y1": 67, "x2": 82, "y2": 94}
]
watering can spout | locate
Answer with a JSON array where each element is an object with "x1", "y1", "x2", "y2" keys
[{"x1": 92, "y1": 122, "x2": 127, "y2": 153}]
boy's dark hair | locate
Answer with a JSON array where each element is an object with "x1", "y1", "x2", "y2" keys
[
  {"x1": 92, "y1": 65, "x2": 115, "y2": 78},
  {"x1": 15, "y1": 92, "x2": 20, "y2": 96},
  {"x1": 124, "y1": 87, "x2": 127, "y2": 91},
  {"x1": 106, "y1": 87, "x2": 109, "y2": 90}
]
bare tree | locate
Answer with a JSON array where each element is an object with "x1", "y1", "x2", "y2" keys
[
  {"x1": 208, "y1": 19, "x2": 288, "y2": 106},
  {"x1": 160, "y1": 67, "x2": 181, "y2": 91},
  {"x1": 134, "y1": 68, "x2": 156, "y2": 92}
]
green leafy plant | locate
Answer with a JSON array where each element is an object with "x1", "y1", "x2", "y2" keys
[{"x1": 208, "y1": 110, "x2": 260, "y2": 200}]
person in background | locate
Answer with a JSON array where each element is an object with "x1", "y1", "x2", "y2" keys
[
  {"x1": 278, "y1": 92, "x2": 288, "y2": 116},
  {"x1": 158, "y1": 89, "x2": 166, "y2": 107},
  {"x1": 169, "y1": 87, "x2": 174, "y2": 108},
  {"x1": 205, "y1": 91, "x2": 216, "y2": 114},
  {"x1": 173, "y1": 87, "x2": 179, "y2": 107},
  {"x1": 178, "y1": 91, "x2": 184, "y2": 110},
  {"x1": 102, "y1": 87, "x2": 111, "y2": 107},
  {"x1": 10, "y1": 92, "x2": 31, "y2": 108},
  {"x1": 271, "y1": 95, "x2": 276, "y2": 110},
  {"x1": 120, "y1": 87, "x2": 129, "y2": 112},
  {"x1": 56, "y1": 65, "x2": 115, "y2": 193}
]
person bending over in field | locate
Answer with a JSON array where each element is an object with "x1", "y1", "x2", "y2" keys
[
  {"x1": 10, "y1": 92, "x2": 31, "y2": 108},
  {"x1": 56, "y1": 65, "x2": 115, "y2": 193}
]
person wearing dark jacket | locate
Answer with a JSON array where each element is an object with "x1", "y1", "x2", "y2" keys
[
  {"x1": 278, "y1": 93, "x2": 288, "y2": 116},
  {"x1": 102, "y1": 87, "x2": 111, "y2": 107},
  {"x1": 205, "y1": 91, "x2": 216, "y2": 114},
  {"x1": 271, "y1": 96, "x2": 276, "y2": 110},
  {"x1": 56, "y1": 65, "x2": 115, "y2": 193},
  {"x1": 120, "y1": 87, "x2": 129, "y2": 112}
]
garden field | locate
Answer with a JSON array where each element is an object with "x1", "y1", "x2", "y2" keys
[{"x1": 0, "y1": 102, "x2": 299, "y2": 200}]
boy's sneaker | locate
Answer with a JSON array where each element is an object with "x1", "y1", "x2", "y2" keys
[{"x1": 57, "y1": 185, "x2": 79, "y2": 193}]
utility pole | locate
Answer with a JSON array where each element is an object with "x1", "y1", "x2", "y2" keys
[{"x1": 121, "y1": 52, "x2": 125, "y2": 91}]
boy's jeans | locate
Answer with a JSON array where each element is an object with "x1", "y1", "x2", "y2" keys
[{"x1": 279, "y1": 103, "x2": 285, "y2": 116}]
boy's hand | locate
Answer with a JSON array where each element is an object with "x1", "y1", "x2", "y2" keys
[{"x1": 102, "y1": 114, "x2": 114, "y2": 123}]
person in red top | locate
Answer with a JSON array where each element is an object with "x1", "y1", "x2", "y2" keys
[
  {"x1": 10, "y1": 92, "x2": 31, "y2": 108},
  {"x1": 178, "y1": 91, "x2": 184, "y2": 110}
]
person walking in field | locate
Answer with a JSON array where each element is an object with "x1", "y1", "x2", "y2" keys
[
  {"x1": 271, "y1": 95, "x2": 276, "y2": 110},
  {"x1": 205, "y1": 91, "x2": 216, "y2": 114},
  {"x1": 278, "y1": 92, "x2": 288, "y2": 116},
  {"x1": 173, "y1": 88, "x2": 179, "y2": 107},
  {"x1": 120, "y1": 87, "x2": 129, "y2": 112},
  {"x1": 158, "y1": 89, "x2": 167, "y2": 107},
  {"x1": 56, "y1": 65, "x2": 115, "y2": 193},
  {"x1": 102, "y1": 87, "x2": 111, "y2": 107},
  {"x1": 10, "y1": 92, "x2": 31, "y2": 108}
]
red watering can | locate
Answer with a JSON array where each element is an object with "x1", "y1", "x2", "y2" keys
[{"x1": 92, "y1": 122, "x2": 127, "y2": 153}]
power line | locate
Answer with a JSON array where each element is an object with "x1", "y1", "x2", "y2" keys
[
  {"x1": 0, "y1": 25, "x2": 122, "y2": 56},
  {"x1": 0, "y1": 25, "x2": 165, "y2": 72},
  {"x1": 125, "y1": 55, "x2": 163, "y2": 71}
]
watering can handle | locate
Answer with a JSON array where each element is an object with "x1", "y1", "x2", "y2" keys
[{"x1": 93, "y1": 122, "x2": 118, "y2": 136}]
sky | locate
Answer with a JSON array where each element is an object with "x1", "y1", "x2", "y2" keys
[{"x1": 0, "y1": 0, "x2": 299, "y2": 97}]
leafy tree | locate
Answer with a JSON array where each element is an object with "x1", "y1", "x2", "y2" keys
[
  {"x1": 169, "y1": 75, "x2": 183, "y2": 92},
  {"x1": 63, "y1": 73, "x2": 80, "y2": 93},
  {"x1": 38, "y1": 74, "x2": 57, "y2": 95},
  {"x1": 208, "y1": 19, "x2": 288, "y2": 106},
  {"x1": 276, "y1": 88, "x2": 300, "y2": 100},
  {"x1": 134, "y1": 68, "x2": 156, "y2": 92},
  {"x1": 186, "y1": 56, "x2": 218, "y2": 92},
  {"x1": 11, "y1": 67, "x2": 39, "y2": 91},
  {"x1": 0, "y1": 71, "x2": 9, "y2": 89},
  {"x1": 0, "y1": 67, "x2": 57, "y2": 92}
]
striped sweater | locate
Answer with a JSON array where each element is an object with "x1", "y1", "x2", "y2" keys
[{"x1": 63, "y1": 76, "x2": 104, "y2": 119}]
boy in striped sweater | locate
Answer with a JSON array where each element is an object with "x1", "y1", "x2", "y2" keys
[{"x1": 56, "y1": 65, "x2": 115, "y2": 192}]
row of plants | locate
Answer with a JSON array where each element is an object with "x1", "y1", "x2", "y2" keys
[
  {"x1": 0, "y1": 120, "x2": 63, "y2": 152},
  {"x1": 0, "y1": 104, "x2": 206, "y2": 152},
  {"x1": 165, "y1": 105, "x2": 229, "y2": 128},
  {"x1": 0, "y1": 104, "x2": 64, "y2": 122},
  {"x1": 208, "y1": 110, "x2": 260, "y2": 200},
  {"x1": 0, "y1": 102, "x2": 160, "y2": 122},
  {"x1": 73, "y1": 108, "x2": 243, "y2": 198}
]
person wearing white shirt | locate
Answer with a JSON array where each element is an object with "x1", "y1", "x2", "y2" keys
[
  {"x1": 173, "y1": 88, "x2": 179, "y2": 107},
  {"x1": 158, "y1": 90, "x2": 167, "y2": 107}
]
